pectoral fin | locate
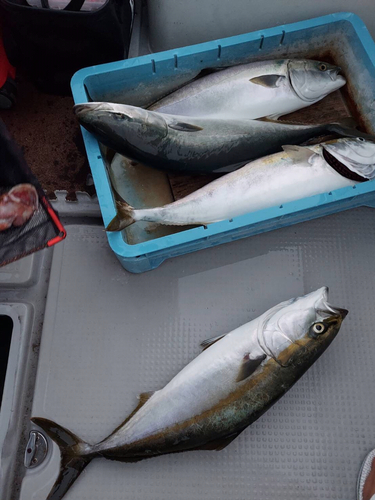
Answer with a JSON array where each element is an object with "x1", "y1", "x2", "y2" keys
[
  {"x1": 236, "y1": 353, "x2": 266, "y2": 382},
  {"x1": 282, "y1": 144, "x2": 315, "y2": 162},
  {"x1": 250, "y1": 74, "x2": 286, "y2": 88},
  {"x1": 200, "y1": 334, "x2": 227, "y2": 351},
  {"x1": 168, "y1": 121, "x2": 203, "y2": 132}
]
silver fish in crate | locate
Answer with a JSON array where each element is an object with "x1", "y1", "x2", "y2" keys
[
  {"x1": 150, "y1": 59, "x2": 345, "y2": 120},
  {"x1": 106, "y1": 137, "x2": 375, "y2": 231},
  {"x1": 74, "y1": 102, "x2": 363, "y2": 174}
]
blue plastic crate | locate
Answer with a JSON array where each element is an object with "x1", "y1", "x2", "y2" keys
[{"x1": 71, "y1": 12, "x2": 375, "y2": 273}]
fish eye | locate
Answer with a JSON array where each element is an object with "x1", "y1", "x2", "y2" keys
[
  {"x1": 358, "y1": 137, "x2": 365, "y2": 142},
  {"x1": 318, "y1": 63, "x2": 327, "y2": 71},
  {"x1": 309, "y1": 322, "x2": 328, "y2": 337}
]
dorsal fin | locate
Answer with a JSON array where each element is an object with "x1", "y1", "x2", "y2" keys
[
  {"x1": 282, "y1": 144, "x2": 315, "y2": 162},
  {"x1": 200, "y1": 334, "x2": 226, "y2": 351}
]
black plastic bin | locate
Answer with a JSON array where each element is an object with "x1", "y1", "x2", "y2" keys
[{"x1": 0, "y1": 0, "x2": 133, "y2": 94}]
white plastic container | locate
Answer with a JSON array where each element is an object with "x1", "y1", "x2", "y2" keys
[{"x1": 148, "y1": 0, "x2": 375, "y2": 51}]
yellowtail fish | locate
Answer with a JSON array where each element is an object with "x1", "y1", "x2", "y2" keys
[
  {"x1": 32, "y1": 287, "x2": 347, "y2": 500},
  {"x1": 74, "y1": 102, "x2": 364, "y2": 174},
  {"x1": 150, "y1": 59, "x2": 346, "y2": 120},
  {"x1": 106, "y1": 137, "x2": 375, "y2": 231}
]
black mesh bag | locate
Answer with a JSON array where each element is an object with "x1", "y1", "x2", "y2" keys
[{"x1": 0, "y1": 119, "x2": 66, "y2": 267}]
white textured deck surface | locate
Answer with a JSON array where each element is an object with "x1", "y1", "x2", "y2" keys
[{"x1": 23, "y1": 208, "x2": 375, "y2": 499}]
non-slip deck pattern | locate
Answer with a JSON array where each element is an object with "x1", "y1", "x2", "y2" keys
[{"x1": 25, "y1": 208, "x2": 375, "y2": 500}]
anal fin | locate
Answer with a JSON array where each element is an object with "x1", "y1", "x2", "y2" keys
[
  {"x1": 109, "y1": 391, "x2": 156, "y2": 433},
  {"x1": 128, "y1": 391, "x2": 155, "y2": 419},
  {"x1": 193, "y1": 432, "x2": 240, "y2": 451},
  {"x1": 138, "y1": 391, "x2": 155, "y2": 405}
]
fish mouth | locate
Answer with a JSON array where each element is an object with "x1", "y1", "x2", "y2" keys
[
  {"x1": 320, "y1": 71, "x2": 346, "y2": 94},
  {"x1": 316, "y1": 286, "x2": 348, "y2": 319},
  {"x1": 332, "y1": 73, "x2": 346, "y2": 87},
  {"x1": 320, "y1": 306, "x2": 348, "y2": 320},
  {"x1": 327, "y1": 68, "x2": 342, "y2": 81},
  {"x1": 336, "y1": 307, "x2": 348, "y2": 319}
]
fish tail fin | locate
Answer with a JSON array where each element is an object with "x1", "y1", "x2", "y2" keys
[
  {"x1": 106, "y1": 200, "x2": 135, "y2": 232},
  {"x1": 31, "y1": 417, "x2": 93, "y2": 500},
  {"x1": 328, "y1": 117, "x2": 375, "y2": 139}
]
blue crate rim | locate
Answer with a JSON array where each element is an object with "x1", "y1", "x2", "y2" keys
[
  {"x1": 71, "y1": 11, "x2": 375, "y2": 260},
  {"x1": 71, "y1": 12, "x2": 375, "y2": 85}
]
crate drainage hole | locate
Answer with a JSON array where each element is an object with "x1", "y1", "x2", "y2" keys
[{"x1": 0, "y1": 315, "x2": 13, "y2": 411}]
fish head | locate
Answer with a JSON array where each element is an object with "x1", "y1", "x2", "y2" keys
[
  {"x1": 322, "y1": 137, "x2": 375, "y2": 180},
  {"x1": 258, "y1": 287, "x2": 347, "y2": 366},
  {"x1": 288, "y1": 60, "x2": 346, "y2": 103},
  {"x1": 74, "y1": 102, "x2": 169, "y2": 149}
]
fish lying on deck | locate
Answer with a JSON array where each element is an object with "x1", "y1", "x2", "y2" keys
[
  {"x1": 32, "y1": 287, "x2": 347, "y2": 500},
  {"x1": 106, "y1": 137, "x2": 375, "y2": 231},
  {"x1": 74, "y1": 102, "x2": 364, "y2": 174},
  {"x1": 150, "y1": 59, "x2": 345, "y2": 120},
  {"x1": 0, "y1": 183, "x2": 38, "y2": 231}
]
